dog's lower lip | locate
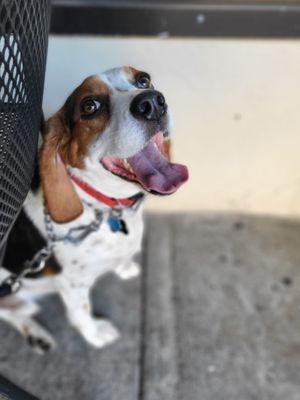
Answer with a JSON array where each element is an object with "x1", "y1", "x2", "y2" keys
[
  {"x1": 100, "y1": 158, "x2": 137, "y2": 181},
  {"x1": 100, "y1": 163, "x2": 165, "y2": 195}
]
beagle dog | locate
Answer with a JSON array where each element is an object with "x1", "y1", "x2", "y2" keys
[{"x1": 0, "y1": 67, "x2": 188, "y2": 353}]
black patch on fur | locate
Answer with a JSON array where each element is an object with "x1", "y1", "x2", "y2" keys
[
  {"x1": 3, "y1": 209, "x2": 61, "y2": 277},
  {"x1": 64, "y1": 92, "x2": 76, "y2": 130},
  {"x1": 30, "y1": 157, "x2": 41, "y2": 193}
]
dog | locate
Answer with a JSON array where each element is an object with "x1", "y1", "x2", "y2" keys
[{"x1": 0, "y1": 66, "x2": 188, "y2": 353}]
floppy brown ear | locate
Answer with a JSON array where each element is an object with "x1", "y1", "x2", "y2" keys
[{"x1": 39, "y1": 112, "x2": 83, "y2": 224}]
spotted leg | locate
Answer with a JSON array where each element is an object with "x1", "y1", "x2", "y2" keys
[
  {"x1": 57, "y1": 276, "x2": 119, "y2": 348},
  {"x1": 0, "y1": 296, "x2": 56, "y2": 354}
]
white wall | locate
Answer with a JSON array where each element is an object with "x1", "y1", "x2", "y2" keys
[{"x1": 44, "y1": 36, "x2": 300, "y2": 216}]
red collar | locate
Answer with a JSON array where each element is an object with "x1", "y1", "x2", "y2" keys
[{"x1": 68, "y1": 172, "x2": 143, "y2": 208}]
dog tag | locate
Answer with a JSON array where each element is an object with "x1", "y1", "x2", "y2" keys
[
  {"x1": 108, "y1": 214, "x2": 129, "y2": 235},
  {"x1": 119, "y1": 219, "x2": 129, "y2": 235}
]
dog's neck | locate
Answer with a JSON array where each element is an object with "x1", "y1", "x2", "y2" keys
[
  {"x1": 68, "y1": 156, "x2": 144, "y2": 201},
  {"x1": 69, "y1": 171, "x2": 143, "y2": 209}
]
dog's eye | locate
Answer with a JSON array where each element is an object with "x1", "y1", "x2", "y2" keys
[
  {"x1": 81, "y1": 99, "x2": 101, "y2": 116},
  {"x1": 136, "y1": 73, "x2": 151, "y2": 89}
]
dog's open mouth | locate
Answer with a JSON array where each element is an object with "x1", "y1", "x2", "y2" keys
[{"x1": 101, "y1": 131, "x2": 189, "y2": 195}]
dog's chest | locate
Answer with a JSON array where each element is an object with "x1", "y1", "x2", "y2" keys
[
  {"x1": 24, "y1": 191, "x2": 144, "y2": 278},
  {"x1": 56, "y1": 213, "x2": 143, "y2": 275}
]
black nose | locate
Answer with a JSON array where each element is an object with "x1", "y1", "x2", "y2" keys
[{"x1": 130, "y1": 90, "x2": 167, "y2": 121}]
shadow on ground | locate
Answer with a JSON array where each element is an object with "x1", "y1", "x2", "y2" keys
[{"x1": 1, "y1": 212, "x2": 300, "y2": 400}]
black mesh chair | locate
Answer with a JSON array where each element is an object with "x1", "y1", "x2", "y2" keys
[
  {"x1": 0, "y1": 1, "x2": 50, "y2": 398},
  {"x1": 0, "y1": 0, "x2": 50, "y2": 246}
]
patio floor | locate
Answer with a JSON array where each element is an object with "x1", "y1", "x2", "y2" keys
[{"x1": 1, "y1": 213, "x2": 300, "y2": 400}]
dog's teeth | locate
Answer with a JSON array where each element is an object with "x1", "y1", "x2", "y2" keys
[{"x1": 123, "y1": 159, "x2": 134, "y2": 173}]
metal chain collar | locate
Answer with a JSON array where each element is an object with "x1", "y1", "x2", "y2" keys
[
  {"x1": 44, "y1": 202, "x2": 104, "y2": 245},
  {"x1": 0, "y1": 202, "x2": 105, "y2": 297}
]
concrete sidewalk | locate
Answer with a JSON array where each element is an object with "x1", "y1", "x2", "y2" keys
[{"x1": 1, "y1": 213, "x2": 300, "y2": 400}]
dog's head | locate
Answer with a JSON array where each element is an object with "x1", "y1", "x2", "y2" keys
[{"x1": 40, "y1": 66, "x2": 188, "y2": 223}]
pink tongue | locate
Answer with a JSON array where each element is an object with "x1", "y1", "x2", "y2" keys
[{"x1": 128, "y1": 142, "x2": 189, "y2": 194}]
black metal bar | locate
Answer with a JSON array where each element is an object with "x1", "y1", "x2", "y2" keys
[
  {"x1": 0, "y1": 375, "x2": 39, "y2": 400},
  {"x1": 51, "y1": 0, "x2": 300, "y2": 38}
]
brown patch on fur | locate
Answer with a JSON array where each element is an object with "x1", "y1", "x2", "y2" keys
[
  {"x1": 26, "y1": 257, "x2": 62, "y2": 279},
  {"x1": 82, "y1": 303, "x2": 90, "y2": 311},
  {"x1": 59, "y1": 76, "x2": 111, "y2": 168},
  {"x1": 40, "y1": 75, "x2": 111, "y2": 223},
  {"x1": 125, "y1": 66, "x2": 140, "y2": 78},
  {"x1": 124, "y1": 66, "x2": 145, "y2": 84},
  {"x1": 41, "y1": 261, "x2": 61, "y2": 277},
  {"x1": 163, "y1": 139, "x2": 172, "y2": 160},
  {"x1": 0, "y1": 297, "x2": 23, "y2": 309}
]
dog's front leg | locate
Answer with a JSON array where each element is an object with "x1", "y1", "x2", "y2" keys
[
  {"x1": 57, "y1": 276, "x2": 119, "y2": 348},
  {"x1": 115, "y1": 259, "x2": 141, "y2": 280}
]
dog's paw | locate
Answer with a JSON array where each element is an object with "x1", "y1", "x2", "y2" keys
[
  {"x1": 25, "y1": 322, "x2": 56, "y2": 355},
  {"x1": 83, "y1": 319, "x2": 120, "y2": 349},
  {"x1": 115, "y1": 261, "x2": 141, "y2": 280},
  {"x1": 27, "y1": 334, "x2": 56, "y2": 355}
]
